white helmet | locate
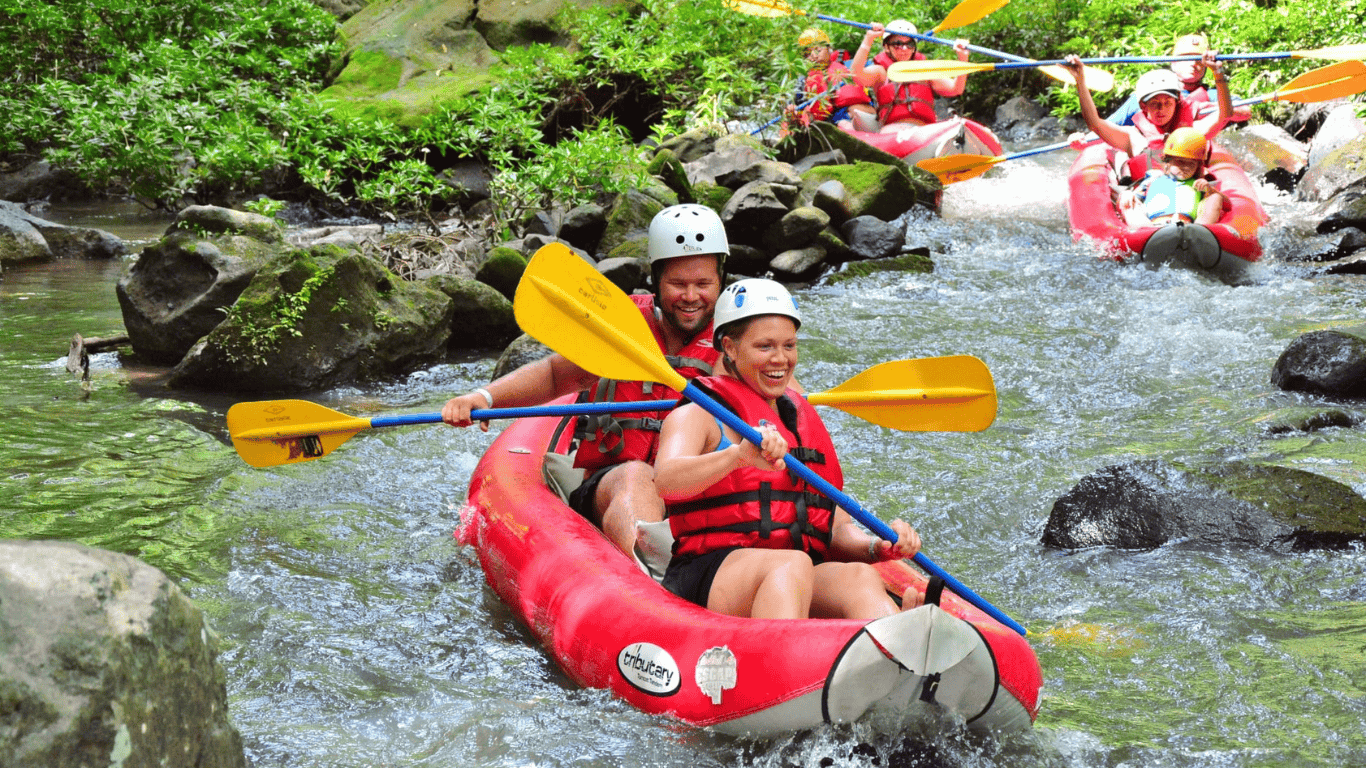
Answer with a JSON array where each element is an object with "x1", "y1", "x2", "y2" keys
[
  {"x1": 1134, "y1": 69, "x2": 1182, "y2": 104},
  {"x1": 714, "y1": 278, "x2": 802, "y2": 332},
  {"x1": 647, "y1": 204, "x2": 728, "y2": 264},
  {"x1": 882, "y1": 19, "x2": 918, "y2": 41}
]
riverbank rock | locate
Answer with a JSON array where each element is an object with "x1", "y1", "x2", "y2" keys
[
  {"x1": 427, "y1": 274, "x2": 518, "y2": 349},
  {"x1": 1296, "y1": 132, "x2": 1366, "y2": 203},
  {"x1": 0, "y1": 159, "x2": 87, "y2": 204},
  {"x1": 0, "y1": 200, "x2": 125, "y2": 265},
  {"x1": 0, "y1": 540, "x2": 246, "y2": 768},
  {"x1": 117, "y1": 207, "x2": 284, "y2": 364},
  {"x1": 167, "y1": 245, "x2": 454, "y2": 392},
  {"x1": 1042, "y1": 460, "x2": 1366, "y2": 550},
  {"x1": 1271, "y1": 329, "x2": 1366, "y2": 398}
]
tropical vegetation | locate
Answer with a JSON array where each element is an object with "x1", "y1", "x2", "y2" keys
[{"x1": 1, "y1": 0, "x2": 1361, "y2": 228}]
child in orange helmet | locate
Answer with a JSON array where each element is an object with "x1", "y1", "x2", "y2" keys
[{"x1": 1128, "y1": 127, "x2": 1227, "y2": 226}]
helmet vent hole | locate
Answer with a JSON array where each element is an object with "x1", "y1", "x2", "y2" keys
[
  {"x1": 675, "y1": 235, "x2": 685, "y2": 244},
  {"x1": 695, "y1": 233, "x2": 705, "y2": 242}
]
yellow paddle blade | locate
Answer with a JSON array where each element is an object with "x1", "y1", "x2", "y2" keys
[
  {"x1": 806, "y1": 355, "x2": 996, "y2": 431},
  {"x1": 227, "y1": 399, "x2": 368, "y2": 468},
  {"x1": 1270, "y1": 60, "x2": 1366, "y2": 103},
  {"x1": 889, "y1": 60, "x2": 996, "y2": 82},
  {"x1": 515, "y1": 243, "x2": 686, "y2": 391},
  {"x1": 721, "y1": 0, "x2": 801, "y2": 19},
  {"x1": 915, "y1": 153, "x2": 1003, "y2": 184},
  {"x1": 932, "y1": 0, "x2": 1009, "y2": 33},
  {"x1": 1293, "y1": 43, "x2": 1366, "y2": 61},
  {"x1": 1039, "y1": 64, "x2": 1115, "y2": 93}
]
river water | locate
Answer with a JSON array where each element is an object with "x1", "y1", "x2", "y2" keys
[{"x1": 2, "y1": 151, "x2": 1364, "y2": 768}]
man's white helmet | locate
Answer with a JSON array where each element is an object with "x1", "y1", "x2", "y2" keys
[
  {"x1": 882, "y1": 19, "x2": 919, "y2": 41},
  {"x1": 714, "y1": 279, "x2": 802, "y2": 332},
  {"x1": 647, "y1": 204, "x2": 728, "y2": 264},
  {"x1": 1134, "y1": 69, "x2": 1183, "y2": 104}
]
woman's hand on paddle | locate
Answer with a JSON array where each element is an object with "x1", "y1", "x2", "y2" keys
[
  {"x1": 738, "y1": 420, "x2": 787, "y2": 471},
  {"x1": 442, "y1": 393, "x2": 491, "y2": 432},
  {"x1": 871, "y1": 519, "x2": 922, "y2": 561},
  {"x1": 953, "y1": 39, "x2": 971, "y2": 62},
  {"x1": 1060, "y1": 54, "x2": 1086, "y2": 87}
]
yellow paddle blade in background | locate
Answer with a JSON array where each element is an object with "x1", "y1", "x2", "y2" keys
[
  {"x1": 889, "y1": 60, "x2": 1115, "y2": 92},
  {"x1": 915, "y1": 152, "x2": 1004, "y2": 184},
  {"x1": 515, "y1": 244, "x2": 687, "y2": 391},
  {"x1": 1269, "y1": 59, "x2": 1366, "y2": 103},
  {"x1": 1289, "y1": 43, "x2": 1366, "y2": 61},
  {"x1": 932, "y1": 0, "x2": 1009, "y2": 33},
  {"x1": 808, "y1": 355, "x2": 997, "y2": 431},
  {"x1": 722, "y1": 0, "x2": 797, "y2": 19},
  {"x1": 227, "y1": 399, "x2": 369, "y2": 467}
]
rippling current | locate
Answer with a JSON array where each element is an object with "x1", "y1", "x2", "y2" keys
[{"x1": 2, "y1": 151, "x2": 1364, "y2": 768}]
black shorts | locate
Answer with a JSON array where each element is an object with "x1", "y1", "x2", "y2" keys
[
  {"x1": 567, "y1": 464, "x2": 615, "y2": 522},
  {"x1": 661, "y1": 548, "x2": 741, "y2": 607}
]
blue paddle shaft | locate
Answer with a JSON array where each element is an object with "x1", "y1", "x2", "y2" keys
[
  {"x1": 812, "y1": 13, "x2": 1030, "y2": 63},
  {"x1": 368, "y1": 400, "x2": 679, "y2": 429},
  {"x1": 680, "y1": 382, "x2": 1027, "y2": 636}
]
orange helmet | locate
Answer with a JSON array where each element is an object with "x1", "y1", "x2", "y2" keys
[
  {"x1": 798, "y1": 28, "x2": 830, "y2": 48},
  {"x1": 1163, "y1": 127, "x2": 1210, "y2": 162}
]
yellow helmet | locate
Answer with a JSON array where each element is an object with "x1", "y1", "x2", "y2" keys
[
  {"x1": 1163, "y1": 127, "x2": 1209, "y2": 161},
  {"x1": 798, "y1": 28, "x2": 830, "y2": 48},
  {"x1": 1171, "y1": 33, "x2": 1209, "y2": 56}
]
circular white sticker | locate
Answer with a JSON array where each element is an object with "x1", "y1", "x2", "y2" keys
[{"x1": 617, "y1": 642, "x2": 681, "y2": 696}]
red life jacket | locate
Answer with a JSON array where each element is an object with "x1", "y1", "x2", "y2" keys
[
  {"x1": 1127, "y1": 98, "x2": 1199, "y2": 179},
  {"x1": 1185, "y1": 83, "x2": 1250, "y2": 123},
  {"x1": 873, "y1": 51, "x2": 937, "y2": 126},
  {"x1": 802, "y1": 58, "x2": 870, "y2": 119},
  {"x1": 666, "y1": 375, "x2": 841, "y2": 562},
  {"x1": 573, "y1": 294, "x2": 718, "y2": 472}
]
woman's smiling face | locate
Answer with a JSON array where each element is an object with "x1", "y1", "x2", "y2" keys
[{"x1": 723, "y1": 316, "x2": 799, "y2": 403}]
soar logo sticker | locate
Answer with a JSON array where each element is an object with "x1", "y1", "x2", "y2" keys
[{"x1": 617, "y1": 643, "x2": 680, "y2": 696}]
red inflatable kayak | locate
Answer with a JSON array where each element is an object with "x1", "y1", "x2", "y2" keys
[
  {"x1": 1067, "y1": 142, "x2": 1268, "y2": 285},
  {"x1": 458, "y1": 400, "x2": 1043, "y2": 736},
  {"x1": 840, "y1": 117, "x2": 1004, "y2": 164}
]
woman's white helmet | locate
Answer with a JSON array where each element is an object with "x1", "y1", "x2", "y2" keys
[
  {"x1": 882, "y1": 19, "x2": 919, "y2": 41},
  {"x1": 714, "y1": 278, "x2": 802, "y2": 332},
  {"x1": 647, "y1": 204, "x2": 729, "y2": 265},
  {"x1": 1134, "y1": 69, "x2": 1183, "y2": 104}
]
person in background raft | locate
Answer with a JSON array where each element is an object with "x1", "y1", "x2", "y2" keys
[
  {"x1": 1107, "y1": 34, "x2": 1252, "y2": 127},
  {"x1": 652, "y1": 279, "x2": 924, "y2": 620},
  {"x1": 1063, "y1": 52, "x2": 1233, "y2": 179},
  {"x1": 442, "y1": 204, "x2": 726, "y2": 560},
  {"x1": 849, "y1": 19, "x2": 971, "y2": 134},
  {"x1": 787, "y1": 27, "x2": 875, "y2": 131},
  {"x1": 1127, "y1": 127, "x2": 1228, "y2": 227}
]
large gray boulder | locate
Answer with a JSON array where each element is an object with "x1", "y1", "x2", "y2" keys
[
  {"x1": 117, "y1": 207, "x2": 284, "y2": 364},
  {"x1": 0, "y1": 200, "x2": 125, "y2": 265},
  {"x1": 1297, "y1": 133, "x2": 1366, "y2": 203},
  {"x1": 427, "y1": 274, "x2": 518, "y2": 348},
  {"x1": 799, "y1": 162, "x2": 926, "y2": 221},
  {"x1": 0, "y1": 540, "x2": 245, "y2": 768},
  {"x1": 1271, "y1": 329, "x2": 1366, "y2": 398},
  {"x1": 1042, "y1": 460, "x2": 1366, "y2": 550},
  {"x1": 167, "y1": 245, "x2": 454, "y2": 392}
]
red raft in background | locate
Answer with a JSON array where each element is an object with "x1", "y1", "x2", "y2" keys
[
  {"x1": 1067, "y1": 142, "x2": 1269, "y2": 285},
  {"x1": 459, "y1": 398, "x2": 1043, "y2": 736},
  {"x1": 839, "y1": 117, "x2": 1004, "y2": 165}
]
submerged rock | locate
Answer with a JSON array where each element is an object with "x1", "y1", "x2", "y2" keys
[
  {"x1": 1042, "y1": 459, "x2": 1366, "y2": 550},
  {"x1": 0, "y1": 540, "x2": 246, "y2": 768},
  {"x1": 1271, "y1": 329, "x2": 1366, "y2": 399}
]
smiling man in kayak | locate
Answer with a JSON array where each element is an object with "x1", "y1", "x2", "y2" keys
[{"x1": 442, "y1": 204, "x2": 727, "y2": 561}]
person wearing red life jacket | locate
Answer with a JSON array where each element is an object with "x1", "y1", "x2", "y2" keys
[
  {"x1": 789, "y1": 27, "x2": 874, "y2": 131},
  {"x1": 1106, "y1": 34, "x2": 1252, "y2": 127},
  {"x1": 1064, "y1": 52, "x2": 1233, "y2": 178},
  {"x1": 653, "y1": 279, "x2": 924, "y2": 620},
  {"x1": 848, "y1": 19, "x2": 971, "y2": 134},
  {"x1": 442, "y1": 204, "x2": 726, "y2": 558}
]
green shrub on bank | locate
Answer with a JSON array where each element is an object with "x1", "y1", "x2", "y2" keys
[{"x1": 1, "y1": 0, "x2": 1360, "y2": 218}]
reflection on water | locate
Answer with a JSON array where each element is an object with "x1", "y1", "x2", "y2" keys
[{"x1": 1, "y1": 160, "x2": 1364, "y2": 767}]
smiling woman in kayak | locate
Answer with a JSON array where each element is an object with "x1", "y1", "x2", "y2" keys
[
  {"x1": 848, "y1": 19, "x2": 971, "y2": 133},
  {"x1": 653, "y1": 279, "x2": 924, "y2": 620}
]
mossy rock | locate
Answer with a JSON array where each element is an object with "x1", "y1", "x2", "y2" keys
[
  {"x1": 691, "y1": 180, "x2": 733, "y2": 213},
  {"x1": 475, "y1": 246, "x2": 528, "y2": 300},
  {"x1": 648, "y1": 148, "x2": 694, "y2": 203},
  {"x1": 168, "y1": 246, "x2": 454, "y2": 392},
  {"x1": 800, "y1": 162, "x2": 927, "y2": 221},
  {"x1": 427, "y1": 274, "x2": 517, "y2": 348},
  {"x1": 598, "y1": 185, "x2": 678, "y2": 255},
  {"x1": 825, "y1": 250, "x2": 933, "y2": 284},
  {"x1": 325, "y1": 0, "x2": 501, "y2": 127}
]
